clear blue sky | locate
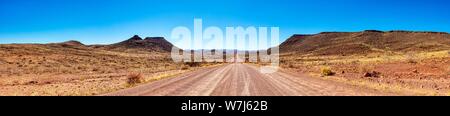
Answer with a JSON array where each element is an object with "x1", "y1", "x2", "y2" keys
[{"x1": 1, "y1": 0, "x2": 449, "y2": 45}]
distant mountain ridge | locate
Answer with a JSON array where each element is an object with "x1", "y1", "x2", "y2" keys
[
  {"x1": 3, "y1": 30, "x2": 449, "y2": 55},
  {"x1": 59, "y1": 40, "x2": 85, "y2": 46},
  {"x1": 106, "y1": 35, "x2": 175, "y2": 52},
  {"x1": 279, "y1": 30, "x2": 450, "y2": 56},
  {"x1": 50, "y1": 35, "x2": 176, "y2": 53}
]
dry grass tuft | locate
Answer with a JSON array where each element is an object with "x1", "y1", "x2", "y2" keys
[
  {"x1": 127, "y1": 73, "x2": 143, "y2": 85},
  {"x1": 184, "y1": 62, "x2": 202, "y2": 67},
  {"x1": 405, "y1": 53, "x2": 418, "y2": 64},
  {"x1": 447, "y1": 66, "x2": 450, "y2": 76},
  {"x1": 320, "y1": 67, "x2": 335, "y2": 76},
  {"x1": 358, "y1": 63, "x2": 375, "y2": 74}
]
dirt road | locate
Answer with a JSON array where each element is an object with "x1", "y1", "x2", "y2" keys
[{"x1": 105, "y1": 63, "x2": 391, "y2": 96}]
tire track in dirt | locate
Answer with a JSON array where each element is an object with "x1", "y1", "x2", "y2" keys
[{"x1": 105, "y1": 63, "x2": 393, "y2": 96}]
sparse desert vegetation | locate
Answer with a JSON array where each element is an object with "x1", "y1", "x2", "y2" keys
[
  {"x1": 282, "y1": 50, "x2": 450, "y2": 95},
  {"x1": 0, "y1": 35, "x2": 220, "y2": 96},
  {"x1": 279, "y1": 30, "x2": 450, "y2": 95},
  {"x1": 1, "y1": 30, "x2": 449, "y2": 96}
]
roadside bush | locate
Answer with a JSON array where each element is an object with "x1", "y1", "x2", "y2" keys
[
  {"x1": 363, "y1": 71, "x2": 381, "y2": 78},
  {"x1": 184, "y1": 62, "x2": 201, "y2": 67},
  {"x1": 320, "y1": 67, "x2": 335, "y2": 76},
  {"x1": 181, "y1": 65, "x2": 189, "y2": 70},
  {"x1": 127, "y1": 73, "x2": 143, "y2": 85},
  {"x1": 359, "y1": 63, "x2": 375, "y2": 74}
]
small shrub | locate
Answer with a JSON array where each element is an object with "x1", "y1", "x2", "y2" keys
[
  {"x1": 164, "y1": 63, "x2": 170, "y2": 67},
  {"x1": 179, "y1": 63, "x2": 190, "y2": 70},
  {"x1": 320, "y1": 67, "x2": 335, "y2": 76},
  {"x1": 184, "y1": 62, "x2": 201, "y2": 67},
  {"x1": 92, "y1": 67, "x2": 99, "y2": 72},
  {"x1": 363, "y1": 71, "x2": 381, "y2": 78},
  {"x1": 405, "y1": 53, "x2": 418, "y2": 64},
  {"x1": 127, "y1": 73, "x2": 143, "y2": 85},
  {"x1": 288, "y1": 64, "x2": 295, "y2": 68},
  {"x1": 447, "y1": 66, "x2": 450, "y2": 75},
  {"x1": 359, "y1": 64, "x2": 375, "y2": 74},
  {"x1": 181, "y1": 66, "x2": 189, "y2": 70}
]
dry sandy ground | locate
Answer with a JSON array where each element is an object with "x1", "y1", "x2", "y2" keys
[
  {"x1": 281, "y1": 50, "x2": 450, "y2": 95},
  {"x1": 105, "y1": 63, "x2": 393, "y2": 96}
]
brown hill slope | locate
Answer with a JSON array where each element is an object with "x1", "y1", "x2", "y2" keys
[
  {"x1": 278, "y1": 30, "x2": 450, "y2": 95},
  {"x1": 279, "y1": 30, "x2": 450, "y2": 56}
]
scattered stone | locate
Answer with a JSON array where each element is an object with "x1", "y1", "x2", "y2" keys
[
  {"x1": 364, "y1": 71, "x2": 381, "y2": 78},
  {"x1": 27, "y1": 81, "x2": 38, "y2": 85},
  {"x1": 433, "y1": 85, "x2": 439, "y2": 89}
]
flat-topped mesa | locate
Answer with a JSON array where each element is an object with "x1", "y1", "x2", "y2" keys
[
  {"x1": 144, "y1": 37, "x2": 165, "y2": 40},
  {"x1": 387, "y1": 30, "x2": 449, "y2": 34},
  {"x1": 363, "y1": 30, "x2": 384, "y2": 33},
  {"x1": 142, "y1": 37, "x2": 168, "y2": 43},
  {"x1": 318, "y1": 31, "x2": 353, "y2": 34},
  {"x1": 361, "y1": 30, "x2": 448, "y2": 34},
  {"x1": 318, "y1": 30, "x2": 383, "y2": 34},
  {"x1": 108, "y1": 35, "x2": 175, "y2": 52},
  {"x1": 292, "y1": 34, "x2": 314, "y2": 37},
  {"x1": 316, "y1": 30, "x2": 449, "y2": 35}
]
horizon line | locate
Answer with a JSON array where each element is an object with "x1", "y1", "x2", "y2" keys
[{"x1": 1, "y1": 29, "x2": 449, "y2": 45}]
